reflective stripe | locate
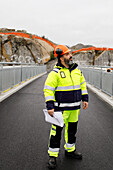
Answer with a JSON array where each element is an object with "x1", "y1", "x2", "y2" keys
[
  {"x1": 53, "y1": 68, "x2": 60, "y2": 73},
  {"x1": 66, "y1": 143, "x2": 75, "y2": 148},
  {"x1": 52, "y1": 124, "x2": 56, "y2": 129},
  {"x1": 64, "y1": 143, "x2": 75, "y2": 152},
  {"x1": 82, "y1": 90, "x2": 88, "y2": 94},
  {"x1": 56, "y1": 85, "x2": 80, "y2": 90},
  {"x1": 54, "y1": 101, "x2": 81, "y2": 107},
  {"x1": 45, "y1": 96, "x2": 54, "y2": 101},
  {"x1": 80, "y1": 81, "x2": 86, "y2": 85},
  {"x1": 49, "y1": 147, "x2": 60, "y2": 152},
  {"x1": 52, "y1": 128, "x2": 56, "y2": 131},
  {"x1": 44, "y1": 85, "x2": 55, "y2": 91}
]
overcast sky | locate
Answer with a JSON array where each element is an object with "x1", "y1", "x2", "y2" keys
[{"x1": 1, "y1": 0, "x2": 113, "y2": 47}]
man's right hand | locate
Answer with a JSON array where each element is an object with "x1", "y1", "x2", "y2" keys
[{"x1": 48, "y1": 109, "x2": 54, "y2": 117}]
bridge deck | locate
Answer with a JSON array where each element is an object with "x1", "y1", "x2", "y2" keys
[{"x1": 0, "y1": 74, "x2": 113, "y2": 170}]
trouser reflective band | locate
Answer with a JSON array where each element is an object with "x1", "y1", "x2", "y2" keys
[
  {"x1": 64, "y1": 143, "x2": 75, "y2": 152},
  {"x1": 48, "y1": 147, "x2": 60, "y2": 157},
  {"x1": 64, "y1": 121, "x2": 78, "y2": 152},
  {"x1": 48, "y1": 125, "x2": 63, "y2": 157}
]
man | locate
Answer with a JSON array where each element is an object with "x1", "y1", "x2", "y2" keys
[{"x1": 43, "y1": 45, "x2": 88, "y2": 169}]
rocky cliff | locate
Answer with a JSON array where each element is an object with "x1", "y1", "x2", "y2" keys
[
  {"x1": 1, "y1": 28, "x2": 112, "y2": 66},
  {"x1": 71, "y1": 43, "x2": 93, "y2": 50},
  {"x1": 0, "y1": 28, "x2": 55, "y2": 64},
  {"x1": 71, "y1": 43, "x2": 113, "y2": 66}
]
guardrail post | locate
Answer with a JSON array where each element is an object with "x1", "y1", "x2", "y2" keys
[
  {"x1": 21, "y1": 64, "x2": 22, "y2": 82},
  {"x1": 13, "y1": 64, "x2": 15, "y2": 86},
  {"x1": 112, "y1": 70, "x2": 113, "y2": 98},
  {"x1": 0, "y1": 64, "x2": 3, "y2": 93},
  {"x1": 92, "y1": 67, "x2": 94, "y2": 85},
  {"x1": 100, "y1": 67, "x2": 102, "y2": 90}
]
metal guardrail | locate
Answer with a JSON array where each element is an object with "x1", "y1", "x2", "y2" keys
[
  {"x1": 0, "y1": 62, "x2": 46, "y2": 93},
  {"x1": 79, "y1": 66, "x2": 113, "y2": 97}
]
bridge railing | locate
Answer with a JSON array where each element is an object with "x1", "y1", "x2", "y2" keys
[
  {"x1": 79, "y1": 66, "x2": 113, "y2": 97},
  {"x1": 0, "y1": 62, "x2": 46, "y2": 93}
]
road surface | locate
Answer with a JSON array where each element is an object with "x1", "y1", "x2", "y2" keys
[{"x1": 0, "y1": 74, "x2": 113, "y2": 170}]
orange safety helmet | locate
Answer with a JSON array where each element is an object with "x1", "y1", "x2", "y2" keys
[{"x1": 54, "y1": 45, "x2": 71, "y2": 58}]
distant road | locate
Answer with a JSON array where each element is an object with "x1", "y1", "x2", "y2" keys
[{"x1": 0, "y1": 74, "x2": 113, "y2": 170}]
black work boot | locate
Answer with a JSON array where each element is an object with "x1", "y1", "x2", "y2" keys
[
  {"x1": 65, "y1": 150, "x2": 82, "y2": 160},
  {"x1": 48, "y1": 156, "x2": 56, "y2": 169}
]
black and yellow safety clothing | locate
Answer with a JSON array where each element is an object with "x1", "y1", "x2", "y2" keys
[
  {"x1": 43, "y1": 62, "x2": 88, "y2": 157},
  {"x1": 44, "y1": 62, "x2": 88, "y2": 111}
]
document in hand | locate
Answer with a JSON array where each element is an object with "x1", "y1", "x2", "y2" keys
[{"x1": 43, "y1": 109, "x2": 64, "y2": 127}]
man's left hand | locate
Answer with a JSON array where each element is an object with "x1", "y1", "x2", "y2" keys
[{"x1": 83, "y1": 101, "x2": 88, "y2": 110}]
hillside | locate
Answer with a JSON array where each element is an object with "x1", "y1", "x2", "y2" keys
[
  {"x1": 0, "y1": 28, "x2": 55, "y2": 64},
  {"x1": 71, "y1": 43, "x2": 94, "y2": 50},
  {"x1": 0, "y1": 28, "x2": 112, "y2": 66}
]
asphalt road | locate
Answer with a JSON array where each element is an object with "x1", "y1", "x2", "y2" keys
[{"x1": 0, "y1": 74, "x2": 113, "y2": 170}]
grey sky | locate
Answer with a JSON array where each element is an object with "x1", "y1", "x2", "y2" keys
[{"x1": 1, "y1": 0, "x2": 113, "y2": 47}]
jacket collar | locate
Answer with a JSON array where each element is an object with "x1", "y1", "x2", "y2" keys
[
  {"x1": 56, "y1": 62, "x2": 78, "y2": 71},
  {"x1": 56, "y1": 61, "x2": 65, "y2": 68}
]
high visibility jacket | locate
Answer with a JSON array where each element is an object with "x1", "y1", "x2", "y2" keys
[{"x1": 43, "y1": 62, "x2": 88, "y2": 111}]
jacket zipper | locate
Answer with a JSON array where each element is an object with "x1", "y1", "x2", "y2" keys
[{"x1": 69, "y1": 70, "x2": 75, "y2": 101}]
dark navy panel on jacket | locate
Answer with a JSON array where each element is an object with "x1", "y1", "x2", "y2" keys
[
  {"x1": 82, "y1": 94, "x2": 89, "y2": 102},
  {"x1": 55, "y1": 89, "x2": 82, "y2": 103}
]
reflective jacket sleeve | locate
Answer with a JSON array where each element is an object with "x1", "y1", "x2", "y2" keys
[
  {"x1": 80, "y1": 72, "x2": 88, "y2": 102},
  {"x1": 43, "y1": 71, "x2": 58, "y2": 110}
]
